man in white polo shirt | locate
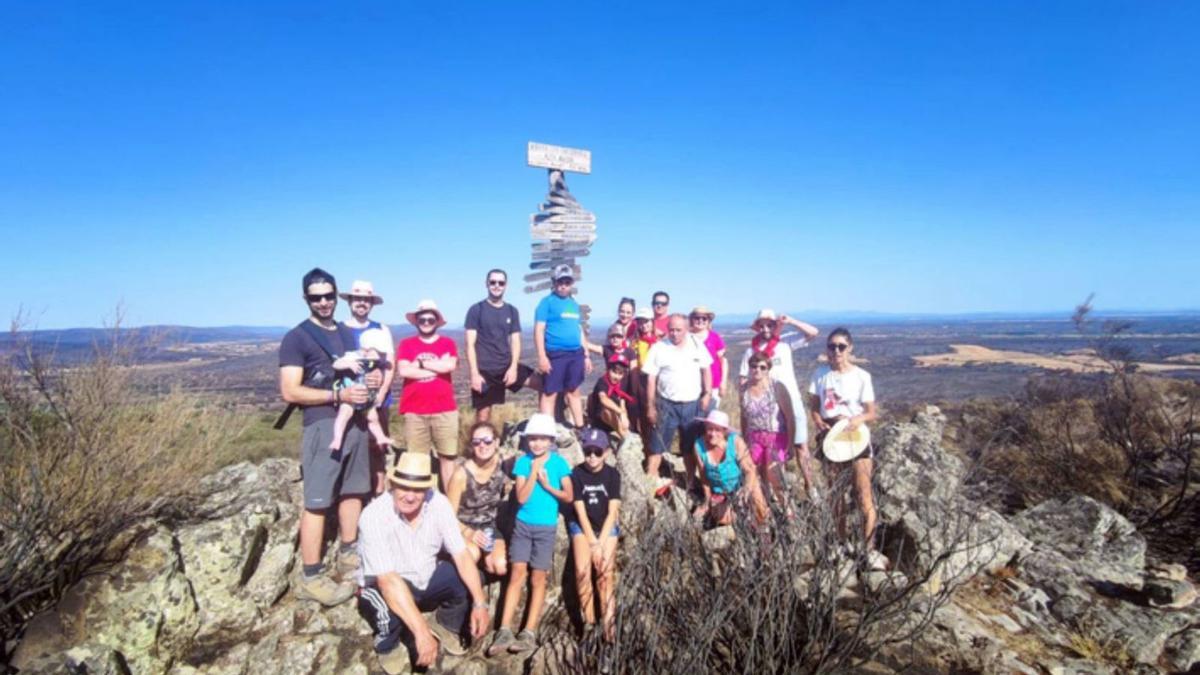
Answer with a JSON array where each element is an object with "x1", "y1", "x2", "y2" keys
[
  {"x1": 643, "y1": 314, "x2": 712, "y2": 494},
  {"x1": 357, "y1": 453, "x2": 491, "y2": 672}
]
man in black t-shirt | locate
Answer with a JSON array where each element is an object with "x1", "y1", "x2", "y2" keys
[
  {"x1": 279, "y1": 267, "x2": 377, "y2": 607},
  {"x1": 464, "y1": 268, "x2": 537, "y2": 423}
]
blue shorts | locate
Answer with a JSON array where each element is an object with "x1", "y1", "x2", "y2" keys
[
  {"x1": 543, "y1": 349, "x2": 585, "y2": 394},
  {"x1": 651, "y1": 398, "x2": 701, "y2": 455},
  {"x1": 568, "y1": 522, "x2": 620, "y2": 538}
]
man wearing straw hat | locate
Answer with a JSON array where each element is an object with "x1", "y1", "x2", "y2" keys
[
  {"x1": 357, "y1": 452, "x2": 492, "y2": 672},
  {"x1": 339, "y1": 280, "x2": 396, "y2": 495},
  {"x1": 396, "y1": 299, "x2": 460, "y2": 490}
]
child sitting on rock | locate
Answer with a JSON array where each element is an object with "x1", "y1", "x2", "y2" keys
[
  {"x1": 569, "y1": 427, "x2": 621, "y2": 642},
  {"x1": 329, "y1": 328, "x2": 395, "y2": 453}
]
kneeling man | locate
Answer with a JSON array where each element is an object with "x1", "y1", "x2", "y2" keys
[{"x1": 357, "y1": 452, "x2": 491, "y2": 672}]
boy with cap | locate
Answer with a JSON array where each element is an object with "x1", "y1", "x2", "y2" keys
[
  {"x1": 488, "y1": 413, "x2": 574, "y2": 656},
  {"x1": 534, "y1": 265, "x2": 592, "y2": 427},
  {"x1": 570, "y1": 427, "x2": 621, "y2": 641}
]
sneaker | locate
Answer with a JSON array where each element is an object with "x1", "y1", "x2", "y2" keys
[
  {"x1": 295, "y1": 573, "x2": 355, "y2": 606},
  {"x1": 335, "y1": 549, "x2": 360, "y2": 578},
  {"x1": 508, "y1": 628, "x2": 538, "y2": 654},
  {"x1": 377, "y1": 646, "x2": 408, "y2": 675},
  {"x1": 429, "y1": 620, "x2": 467, "y2": 656},
  {"x1": 486, "y1": 627, "x2": 515, "y2": 657}
]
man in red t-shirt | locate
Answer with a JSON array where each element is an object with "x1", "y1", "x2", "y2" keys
[
  {"x1": 396, "y1": 299, "x2": 459, "y2": 490},
  {"x1": 651, "y1": 290, "x2": 671, "y2": 338}
]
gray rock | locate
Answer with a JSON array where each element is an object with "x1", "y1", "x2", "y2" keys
[
  {"x1": 1012, "y1": 495, "x2": 1146, "y2": 587},
  {"x1": 1147, "y1": 561, "x2": 1188, "y2": 582},
  {"x1": 1144, "y1": 578, "x2": 1197, "y2": 609},
  {"x1": 1163, "y1": 628, "x2": 1200, "y2": 673}
]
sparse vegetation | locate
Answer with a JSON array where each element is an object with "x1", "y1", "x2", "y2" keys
[{"x1": 0, "y1": 320, "x2": 249, "y2": 656}]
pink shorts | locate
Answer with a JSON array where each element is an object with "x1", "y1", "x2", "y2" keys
[{"x1": 747, "y1": 430, "x2": 790, "y2": 466}]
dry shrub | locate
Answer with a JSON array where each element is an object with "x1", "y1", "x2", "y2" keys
[
  {"x1": 0, "y1": 322, "x2": 246, "y2": 655},
  {"x1": 539, "y1": 469, "x2": 987, "y2": 674}
]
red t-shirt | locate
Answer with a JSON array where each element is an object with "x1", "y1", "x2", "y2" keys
[
  {"x1": 653, "y1": 315, "x2": 669, "y2": 337},
  {"x1": 397, "y1": 335, "x2": 458, "y2": 415}
]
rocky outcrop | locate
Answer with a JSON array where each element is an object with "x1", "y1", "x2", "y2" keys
[{"x1": 12, "y1": 411, "x2": 1200, "y2": 674}]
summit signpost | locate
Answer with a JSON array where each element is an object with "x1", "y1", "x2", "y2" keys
[{"x1": 525, "y1": 142, "x2": 595, "y2": 328}]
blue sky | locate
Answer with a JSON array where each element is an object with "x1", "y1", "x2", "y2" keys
[{"x1": 2, "y1": 1, "x2": 1197, "y2": 329}]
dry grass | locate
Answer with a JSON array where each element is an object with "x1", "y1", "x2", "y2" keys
[{"x1": 0, "y1": 324, "x2": 248, "y2": 655}]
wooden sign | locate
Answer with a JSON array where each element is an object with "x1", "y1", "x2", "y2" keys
[{"x1": 527, "y1": 142, "x2": 592, "y2": 174}]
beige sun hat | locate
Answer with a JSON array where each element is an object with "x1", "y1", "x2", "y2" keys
[
  {"x1": 822, "y1": 418, "x2": 872, "y2": 463},
  {"x1": 405, "y1": 299, "x2": 446, "y2": 328},
  {"x1": 338, "y1": 280, "x2": 384, "y2": 304},
  {"x1": 635, "y1": 307, "x2": 654, "y2": 321},
  {"x1": 751, "y1": 308, "x2": 777, "y2": 328},
  {"x1": 689, "y1": 305, "x2": 716, "y2": 320},
  {"x1": 388, "y1": 452, "x2": 437, "y2": 489}
]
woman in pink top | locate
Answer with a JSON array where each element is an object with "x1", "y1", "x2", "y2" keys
[{"x1": 688, "y1": 306, "x2": 727, "y2": 408}]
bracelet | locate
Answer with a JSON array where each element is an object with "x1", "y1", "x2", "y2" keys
[{"x1": 472, "y1": 601, "x2": 489, "y2": 610}]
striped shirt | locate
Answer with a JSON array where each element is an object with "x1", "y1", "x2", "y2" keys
[{"x1": 357, "y1": 490, "x2": 466, "y2": 590}]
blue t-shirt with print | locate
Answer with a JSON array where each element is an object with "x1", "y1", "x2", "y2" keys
[
  {"x1": 513, "y1": 450, "x2": 572, "y2": 527},
  {"x1": 534, "y1": 293, "x2": 582, "y2": 352}
]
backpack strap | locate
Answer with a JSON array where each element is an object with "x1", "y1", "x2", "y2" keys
[{"x1": 274, "y1": 321, "x2": 353, "y2": 430}]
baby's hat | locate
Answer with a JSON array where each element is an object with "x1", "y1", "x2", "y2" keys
[{"x1": 358, "y1": 328, "x2": 391, "y2": 354}]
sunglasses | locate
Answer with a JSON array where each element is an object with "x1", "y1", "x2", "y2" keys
[
  {"x1": 652, "y1": 301, "x2": 668, "y2": 307},
  {"x1": 827, "y1": 343, "x2": 850, "y2": 352},
  {"x1": 583, "y1": 446, "x2": 606, "y2": 457},
  {"x1": 555, "y1": 278, "x2": 573, "y2": 285},
  {"x1": 488, "y1": 279, "x2": 506, "y2": 287},
  {"x1": 306, "y1": 292, "x2": 336, "y2": 303},
  {"x1": 349, "y1": 296, "x2": 374, "y2": 303},
  {"x1": 690, "y1": 316, "x2": 709, "y2": 322},
  {"x1": 417, "y1": 316, "x2": 438, "y2": 326},
  {"x1": 470, "y1": 437, "x2": 495, "y2": 446}
]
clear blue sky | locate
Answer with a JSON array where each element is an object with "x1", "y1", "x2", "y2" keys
[{"x1": 2, "y1": 1, "x2": 1197, "y2": 329}]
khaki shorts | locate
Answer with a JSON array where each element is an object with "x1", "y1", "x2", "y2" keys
[{"x1": 403, "y1": 411, "x2": 460, "y2": 458}]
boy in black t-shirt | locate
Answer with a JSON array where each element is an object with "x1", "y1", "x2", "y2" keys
[{"x1": 569, "y1": 428, "x2": 621, "y2": 642}]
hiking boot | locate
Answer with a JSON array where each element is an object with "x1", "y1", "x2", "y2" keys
[
  {"x1": 295, "y1": 573, "x2": 355, "y2": 606},
  {"x1": 335, "y1": 548, "x2": 361, "y2": 579},
  {"x1": 377, "y1": 646, "x2": 409, "y2": 675},
  {"x1": 509, "y1": 629, "x2": 538, "y2": 654},
  {"x1": 429, "y1": 620, "x2": 467, "y2": 656},
  {"x1": 486, "y1": 627, "x2": 515, "y2": 657}
]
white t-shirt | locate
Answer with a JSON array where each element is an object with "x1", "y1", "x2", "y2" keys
[
  {"x1": 644, "y1": 338, "x2": 713, "y2": 402},
  {"x1": 738, "y1": 335, "x2": 809, "y2": 443},
  {"x1": 808, "y1": 365, "x2": 875, "y2": 420}
]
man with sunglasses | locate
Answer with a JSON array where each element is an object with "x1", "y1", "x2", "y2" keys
[
  {"x1": 279, "y1": 268, "x2": 376, "y2": 606},
  {"x1": 534, "y1": 265, "x2": 593, "y2": 428},
  {"x1": 397, "y1": 299, "x2": 460, "y2": 490},
  {"x1": 465, "y1": 269, "x2": 536, "y2": 423},
  {"x1": 650, "y1": 291, "x2": 671, "y2": 338},
  {"x1": 339, "y1": 280, "x2": 396, "y2": 494}
]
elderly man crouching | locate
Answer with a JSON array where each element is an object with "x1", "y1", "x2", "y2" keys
[{"x1": 357, "y1": 453, "x2": 491, "y2": 672}]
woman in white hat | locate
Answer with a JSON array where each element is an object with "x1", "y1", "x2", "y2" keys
[
  {"x1": 692, "y1": 410, "x2": 768, "y2": 526},
  {"x1": 688, "y1": 305, "x2": 727, "y2": 407},
  {"x1": 807, "y1": 327, "x2": 883, "y2": 569},
  {"x1": 737, "y1": 309, "x2": 821, "y2": 500}
]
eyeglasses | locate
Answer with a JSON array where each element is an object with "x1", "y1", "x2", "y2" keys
[
  {"x1": 827, "y1": 343, "x2": 850, "y2": 352},
  {"x1": 306, "y1": 292, "x2": 336, "y2": 303},
  {"x1": 488, "y1": 279, "x2": 506, "y2": 287},
  {"x1": 417, "y1": 316, "x2": 438, "y2": 326},
  {"x1": 583, "y1": 446, "x2": 606, "y2": 457},
  {"x1": 470, "y1": 437, "x2": 495, "y2": 446},
  {"x1": 751, "y1": 364, "x2": 770, "y2": 371}
]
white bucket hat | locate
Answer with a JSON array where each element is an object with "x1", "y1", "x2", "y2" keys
[
  {"x1": 338, "y1": 280, "x2": 384, "y2": 305},
  {"x1": 694, "y1": 409, "x2": 734, "y2": 431},
  {"x1": 406, "y1": 299, "x2": 447, "y2": 328},
  {"x1": 358, "y1": 328, "x2": 391, "y2": 354},
  {"x1": 822, "y1": 419, "x2": 872, "y2": 463},
  {"x1": 752, "y1": 308, "x2": 777, "y2": 328},
  {"x1": 524, "y1": 413, "x2": 557, "y2": 438}
]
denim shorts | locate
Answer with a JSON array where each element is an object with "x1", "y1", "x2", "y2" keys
[
  {"x1": 543, "y1": 349, "x2": 585, "y2": 394},
  {"x1": 567, "y1": 522, "x2": 620, "y2": 538}
]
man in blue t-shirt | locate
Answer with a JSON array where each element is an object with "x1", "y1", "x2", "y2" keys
[{"x1": 533, "y1": 265, "x2": 592, "y2": 427}]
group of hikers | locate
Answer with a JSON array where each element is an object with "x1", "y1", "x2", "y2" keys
[{"x1": 278, "y1": 265, "x2": 878, "y2": 672}]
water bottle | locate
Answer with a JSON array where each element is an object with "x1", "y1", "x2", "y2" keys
[{"x1": 481, "y1": 527, "x2": 495, "y2": 552}]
